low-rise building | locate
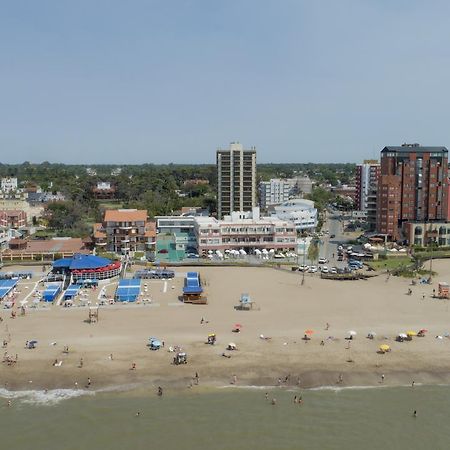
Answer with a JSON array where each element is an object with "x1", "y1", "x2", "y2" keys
[
  {"x1": 403, "y1": 221, "x2": 450, "y2": 247},
  {"x1": 1, "y1": 177, "x2": 18, "y2": 193},
  {"x1": 92, "y1": 181, "x2": 116, "y2": 200},
  {"x1": 0, "y1": 210, "x2": 27, "y2": 229},
  {"x1": 93, "y1": 209, "x2": 156, "y2": 255},
  {"x1": 194, "y1": 208, "x2": 297, "y2": 254},
  {"x1": 270, "y1": 199, "x2": 317, "y2": 231}
]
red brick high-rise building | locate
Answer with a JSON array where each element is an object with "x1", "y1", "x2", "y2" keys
[{"x1": 376, "y1": 144, "x2": 449, "y2": 240}]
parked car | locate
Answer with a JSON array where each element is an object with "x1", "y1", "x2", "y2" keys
[
  {"x1": 321, "y1": 266, "x2": 329, "y2": 273},
  {"x1": 298, "y1": 265, "x2": 310, "y2": 272},
  {"x1": 337, "y1": 255, "x2": 343, "y2": 261},
  {"x1": 330, "y1": 234, "x2": 336, "y2": 238},
  {"x1": 318, "y1": 258, "x2": 328, "y2": 264},
  {"x1": 308, "y1": 265, "x2": 318, "y2": 273},
  {"x1": 330, "y1": 267, "x2": 338, "y2": 274},
  {"x1": 186, "y1": 253, "x2": 200, "y2": 259}
]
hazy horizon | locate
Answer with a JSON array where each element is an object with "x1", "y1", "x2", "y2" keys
[{"x1": 2, "y1": 1, "x2": 450, "y2": 164}]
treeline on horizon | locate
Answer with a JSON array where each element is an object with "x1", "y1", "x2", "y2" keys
[{"x1": 0, "y1": 162, "x2": 355, "y2": 238}]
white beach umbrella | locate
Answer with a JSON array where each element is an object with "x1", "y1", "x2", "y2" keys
[
  {"x1": 261, "y1": 249, "x2": 268, "y2": 254},
  {"x1": 398, "y1": 333, "x2": 407, "y2": 338},
  {"x1": 348, "y1": 330, "x2": 357, "y2": 336}
]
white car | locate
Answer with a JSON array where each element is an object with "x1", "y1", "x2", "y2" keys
[
  {"x1": 330, "y1": 267, "x2": 337, "y2": 274},
  {"x1": 318, "y1": 258, "x2": 328, "y2": 264},
  {"x1": 308, "y1": 265, "x2": 318, "y2": 273},
  {"x1": 298, "y1": 265, "x2": 310, "y2": 272},
  {"x1": 321, "y1": 266, "x2": 329, "y2": 273}
]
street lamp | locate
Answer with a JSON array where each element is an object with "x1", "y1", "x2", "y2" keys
[{"x1": 301, "y1": 237, "x2": 306, "y2": 286}]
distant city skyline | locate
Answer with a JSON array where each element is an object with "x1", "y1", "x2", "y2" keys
[{"x1": 2, "y1": 1, "x2": 450, "y2": 164}]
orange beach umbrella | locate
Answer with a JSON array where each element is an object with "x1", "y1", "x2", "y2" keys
[{"x1": 304, "y1": 329, "x2": 314, "y2": 335}]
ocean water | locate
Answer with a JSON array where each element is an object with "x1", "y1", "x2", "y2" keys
[{"x1": 1, "y1": 384, "x2": 450, "y2": 450}]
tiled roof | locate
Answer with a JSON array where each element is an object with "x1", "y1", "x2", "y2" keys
[{"x1": 104, "y1": 209, "x2": 147, "y2": 222}]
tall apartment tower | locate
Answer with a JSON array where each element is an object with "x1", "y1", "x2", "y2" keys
[
  {"x1": 356, "y1": 160, "x2": 380, "y2": 230},
  {"x1": 376, "y1": 144, "x2": 449, "y2": 240},
  {"x1": 217, "y1": 142, "x2": 257, "y2": 218}
]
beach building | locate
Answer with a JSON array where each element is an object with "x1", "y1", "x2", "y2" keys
[
  {"x1": 270, "y1": 199, "x2": 318, "y2": 232},
  {"x1": 155, "y1": 215, "x2": 197, "y2": 256},
  {"x1": 259, "y1": 178, "x2": 297, "y2": 210},
  {"x1": 217, "y1": 142, "x2": 257, "y2": 219},
  {"x1": 2, "y1": 237, "x2": 90, "y2": 262},
  {"x1": 194, "y1": 208, "x2": 297, "y2": 255},
  {"x1": 52, "y1": 254, "x2": 121, "y2": 282},
  {"x1": 93, "y1": 209, "x2": 156, "y2": 255},
  {"x1": 376, "y1": 144, "x2": 449, "y2": 240}
]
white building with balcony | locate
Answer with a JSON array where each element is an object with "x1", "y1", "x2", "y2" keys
[
  {"x1": 194, "y1": 207, "x2": 297, "y2": 254},
  {"x1": 271, "y1": 199, "x2": 317, "y2": 231}
]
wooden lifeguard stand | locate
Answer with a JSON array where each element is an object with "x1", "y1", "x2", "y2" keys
[{"x1": 88, "y1": 306, "x2": 99, "y2": 323}]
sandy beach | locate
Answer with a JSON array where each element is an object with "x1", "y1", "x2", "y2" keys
[{"x1": 1, "y1": 261, "x2": 450, "y2": 391}]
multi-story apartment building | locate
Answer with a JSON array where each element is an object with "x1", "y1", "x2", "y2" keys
[
  {"x1": 376, "y1": 144, "x2": 449, "y2": 240},
  {"x1": 217, "y1": 142, "x2": 257, "y2": 219},
  {"x1": 259, "y1": 178, "x2": 297, "y2": 210},
  {"x1": 0, "y1": 210, "x2": 27, "y2": 229},
  {"x1": 194, "y1": 208, "x2": 297, "y2": 255},
  {"x1": 93, "y1": 209, "x2": 156, "y2": 255},
  {"x1": 356, "y1": 160, "x2": 380, "y2": 230},
  {"x1": 1, "y1": 177, "x2": 18, "y2": 193}
]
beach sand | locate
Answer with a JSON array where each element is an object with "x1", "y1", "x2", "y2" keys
[{"x1": 1, "y1": 261, "x2": 450, "y2": 390}]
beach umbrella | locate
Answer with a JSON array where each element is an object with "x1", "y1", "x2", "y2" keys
[
  {"x1": 398, "y1": 333, "x2": 407, "y2": 338},
  {"x1": 368, "y1": 331, "x2": 377, "y2": 336},
  {"x1": 234, "y1": 324, "x2": 242, "y2": 329},
  {"x1": 418, "y1": 329, "x2": 428, "y2": 334},
  {"x1": 304, "y1": 329, "x2": 314, "y2": 335},
  {"x1": 407, "y1": 331, "x2": 417, "y2": 337},
  {"x1": 379, "y1": 344, "x2": 390, "y2": 352},
  {"x1": 348, "y1": 330, "x2": 357, "y2": 336}
]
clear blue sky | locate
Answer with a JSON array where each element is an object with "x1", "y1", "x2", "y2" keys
[{"x1": 2, "y1": 0, "x2": 450, "y2": 164}]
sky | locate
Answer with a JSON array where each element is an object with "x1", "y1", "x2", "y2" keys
[{"x1": 2, "y1": 0, "x2": 450, "y2": 164}]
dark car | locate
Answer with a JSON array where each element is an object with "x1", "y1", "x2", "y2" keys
[{"x1": 330, "y1": 234, "x2": 336, "y2": 238}]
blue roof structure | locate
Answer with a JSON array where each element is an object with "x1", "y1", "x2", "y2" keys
[
  {"x1": 0, "y1": 279, "x2": 18, "y2": 299},
  {"x1": 115, "y1": 279, "x2": 141, "y2": 302},
  {"x1": 53, "y1": 254, "x2": 112, "y2": 270},
  {"x1": 183, "y1": 272, "x2": 203, "y2": 295},
  {"x1": 43, "y1": 283, "x2": 62, "y2": 302},
  {"x1": 64, "y1": 284, "x2": 81, "y2": 299}
]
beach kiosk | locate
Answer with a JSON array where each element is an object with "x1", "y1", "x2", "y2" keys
[{"x1": 182, "y1": 272, "x2": 207, "y2": 304}]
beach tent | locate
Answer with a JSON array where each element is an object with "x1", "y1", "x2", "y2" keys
[
  {"x1": 0, "y1": 279, "x2": 18, "y2": 299},
  {"x1": 43, "y1": 283, "x2": 62, "y2": 302},
  {"x1": 115, "y1": 279, "x2": 141, "y2": 302},
  {"x1": 64, "y1": 284, "x2": 82, "y2": 300}
]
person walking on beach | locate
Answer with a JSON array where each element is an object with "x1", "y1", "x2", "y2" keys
[
  {"x1": 157, "y1": 386, "x2": 163, "y2": 397},
  {"x1": 381, "y1": 374, "x2": 385, "y2": 383},
  {"x1": 325, "y1": 323, "x2": 330, "y2": 330},
  {"x1": 86, "y1": 377, "x2": 91, "y2": 388},
  {"x1": 265, "y1": 392, "x2": 269, "y2": 401},
  {"x1": 194, "y1": 372, "x2": 199, "y2": 385},
  {"x1": 412, "y1": 381, "x2": 415, "y2": 388},
  {"x1": 413, "y1": 410, "x2": 417, "y2": 417},
  {"x1": 79, "y1": 358, "x2": 83, "y2": 368}
]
